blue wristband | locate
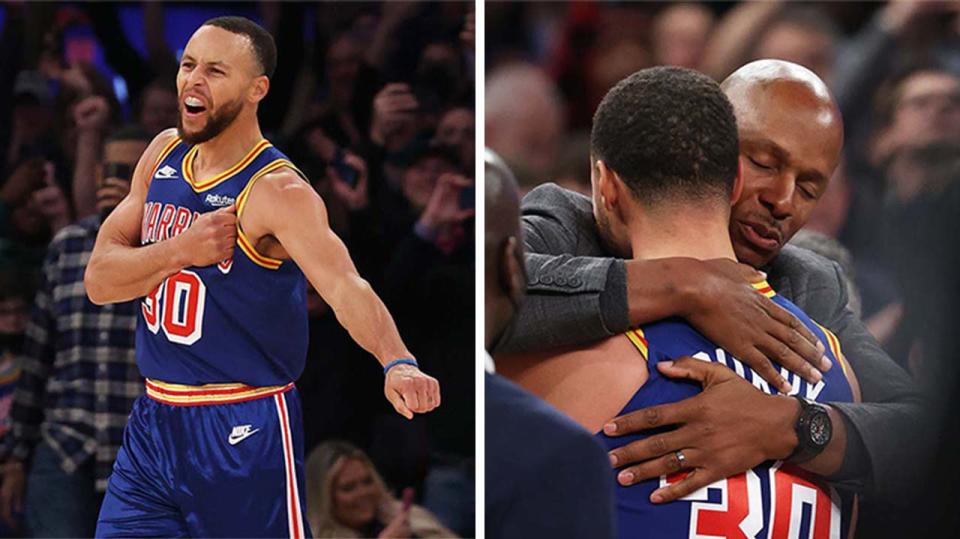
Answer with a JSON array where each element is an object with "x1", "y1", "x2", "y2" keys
[{"x1": 384, "y1": 358, "x2": 418, "y2": 375}]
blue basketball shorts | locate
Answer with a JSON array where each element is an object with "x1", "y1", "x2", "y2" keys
[{"x1": 95, "y1": 380, "x2": 311, "y2": 538}]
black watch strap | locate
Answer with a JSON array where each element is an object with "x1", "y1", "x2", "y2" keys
[{"x1": 787, "y1": 395, "x2": 833, "y2": 464}]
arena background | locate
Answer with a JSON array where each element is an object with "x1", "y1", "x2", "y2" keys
[
  {"x1": 487, "y1": 1, "x2": 960, "y2": 537},
  {"x1": 0, "y1": 2, "x2": 475, "y2": 537}
]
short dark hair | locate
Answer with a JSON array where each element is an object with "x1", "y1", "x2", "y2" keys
[
  {"x1": 202, "y1": 16, "x2": 277, "y2": 79},
  {"x1": 590, "y1": 66, "x2": 739, "y2": 206}
]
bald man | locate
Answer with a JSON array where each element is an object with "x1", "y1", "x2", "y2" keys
[
  {"x1": 498, "y1": 60, "x2": 924, "y2": 505},
  {"x1": 485, "y1": 64, "x2": 565, "y2": 187},
  {"x1": 484, "y1": 150, "x2": 615, "y2": 539}
]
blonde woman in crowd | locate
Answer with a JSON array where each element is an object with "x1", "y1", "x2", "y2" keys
[{"x1": 306, "y1": 441, "x2": 457, "y2": 539}]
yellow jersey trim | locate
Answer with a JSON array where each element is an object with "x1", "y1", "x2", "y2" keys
[
  {"x1": 625, "y1": 328, "x2": 649, "y2": 361},
  {"x1": 150, "y1": 136, "x2": 182, "y2": 179},
  {"x1": 237, "y1": 227, "x2": 282, "y2": 270},
  {"x1": 813, "y1": 321, "x2": 849, "y2": 378},
  {"x1": 181, "y1": 139, "x2": 272, "y2": 192},
  {"x1": 751, "y1": 280, "x2": 776, "y2": 298},
  {"x1": 231, "y1": 158, "x2": 303, "y2": 270},
  {"x1": 235, "y1": 158, "x2": 296, "y2": 217},
  {"x1": 145, "y1": 379, "x2": 293, "y2": 406}
]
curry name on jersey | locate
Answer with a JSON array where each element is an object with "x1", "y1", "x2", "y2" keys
[
  {"x1": 600, "y1": 281, "x2": 856, "y2": 539},
  {"x1": 135, "y1": 136, "x2": 309, "y2": 387}
]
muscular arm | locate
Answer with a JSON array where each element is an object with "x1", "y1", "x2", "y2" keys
[
  {"x1": 84, "y1": 129, "x2": 192, "y2": 304},
  {"x1": 241, "y1": 169, "x2": 440, "y2": 419},
  {"x1": 244, "y1": 173, "x2": 410, "y2": 365}
]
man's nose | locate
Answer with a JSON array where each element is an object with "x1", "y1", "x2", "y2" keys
[{"x1": 758, "y1": 173, "x2": 795, "y2": 220}]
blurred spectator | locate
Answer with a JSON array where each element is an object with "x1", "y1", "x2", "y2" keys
[
  {"x1": 0, "y1": 157, "x2": 72, "y2": 277},
  {"x1": 752, "y1": 6, "x2": 840, "y2": 84},
  {"x1": 486, "y1": 63, "x2": 564, "y2": 189},
  {"x1": 788, "y1": 229, "x2": 862, "y2": 317},
  {"x1": 433, "y1": 106, "x2": 474, "y2": 171},
  {"x1": 0, "y1": 270, "x2": 31, "y2": 434},
  {"x1": 305, "y1": 440, "x2": 456, "y2": 539},
  {"x1": 699, "y1": 3, "x2": 839, "y2": 84},
  {"x1": 802, "y1": 161, "x2": 904, "y2": 345},
  {"x1": 551, "y1": 131, "x2": 592, "y2": 197},
  {"x1": 369, "y1": 83, "x2": 421, "y2": 154},
  {"x1": 0, "y1": 126, "x2": 148, "y2": 536},
  {"x1": 652, "y1": 3, "x2": 715, "y2": 68},
  {"x1": 6, "y1": 71, "x2": 55, "y2": 170},
  {"x1": 866, "y1": 66, "x2": 960, "y2": 376},
  {"x1": 383, "y1": 164, "x2": 474, "y2": 536},
  {"x1": 0, "y1": 270, "x2": 30, "y2": 537},
  {"x1": 136, "y1": 79, "x2": 178, "y2": 137}
]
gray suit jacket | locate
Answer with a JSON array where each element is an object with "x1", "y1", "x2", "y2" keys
[{"x1": 499, "y1": 183, "x2": 926, "y2": 501}]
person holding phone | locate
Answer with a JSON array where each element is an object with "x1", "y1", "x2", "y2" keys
[{"x1": 0, "y1": 126, "x2": 150, "y2": 537}]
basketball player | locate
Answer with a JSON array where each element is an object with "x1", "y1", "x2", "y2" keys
[
  {"x1": 84, "y1": 17, "x2": 440, "y2": 537},
  {"x1": 500, "y1": 67, "x2": 861, "y2": 538}
]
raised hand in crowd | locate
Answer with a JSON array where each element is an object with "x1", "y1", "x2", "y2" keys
[
  {"x1": 328, "y1": 151, "x2": 369, "y2": 212},
  {"x1": 72, "y1": 95, "x2": 112, "y2": 218},
  {"x1": 378, "y1": 508, "x2": 412, "y2": 539},
  {"x1": 371, "y1": 83, "x2": 419, "y2": 149},
  {"x1": 881, "y1": 0, "x2": 960, "y2": 35},
  {"x1": 58, "y1": 63, "x2": 95, "y2": 98},
  {"x1": 31, "y1": 162, "x2": 71, "y2": 234},
  {"x1": 0, "y1": 158, "x2": 45, "y2": 209},
  {"x1": 73, "y1": 95, "x2": 110, "y2": 132},
  {"x1": 417, "y1": 173, "x2": 474, "y2": 237},
  {"x1": 378, "y1": 487, "x2": 414, "y2": 539}
]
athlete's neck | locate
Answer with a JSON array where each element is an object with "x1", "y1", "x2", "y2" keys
[
  {"x1": 193, "y1": 113, "x2": 264, "y2": 175},
  {"x1": 627, "y1": 204, "x2": 737, "y2": 262}
]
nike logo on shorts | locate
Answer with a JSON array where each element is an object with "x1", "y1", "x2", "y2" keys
[{"x1": 228, "y1": 424, "x2": 260, "y2": 445}]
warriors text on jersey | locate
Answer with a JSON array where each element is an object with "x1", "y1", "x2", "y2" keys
[
  {"x1": 600, "y1": 281, "x2": 856, "y2": 539},
  {"x1": 136, "y1": 136, "x2": 308, "y2": 387}
]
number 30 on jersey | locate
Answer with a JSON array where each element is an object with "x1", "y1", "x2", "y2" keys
[{"x1": 142, "y1": 270, "x2": 206, "y2": 345}]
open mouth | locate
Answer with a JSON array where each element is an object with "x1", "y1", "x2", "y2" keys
[{"x1": 183, "y1": 96, "x2": 207, "y2": 116}]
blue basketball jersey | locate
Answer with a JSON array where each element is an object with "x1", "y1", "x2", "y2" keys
[
  {"x1": 135, "y1": 136, "x2": 308, "y2": 386},
  {"x1": 599, "y1": 281, "x2": 855, "y2": 539}
]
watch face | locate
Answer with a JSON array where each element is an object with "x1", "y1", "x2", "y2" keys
[{"x1": 809, "y1": 412, "x2": 832, "y2": 446}]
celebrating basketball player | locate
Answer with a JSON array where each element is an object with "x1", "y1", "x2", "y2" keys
[{"x1": 84, "y1": 17, "x2": 440, "y2": 537}]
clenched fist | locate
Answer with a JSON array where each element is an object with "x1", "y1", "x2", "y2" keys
[
  {"x1": 384, "y1": 364, "x2": 441, "y2": 420},
  {"x1": 175, "y1": 205, "x2": 237, "y2": 267},
  {"x1": 73, "y1": 95, "x2": 110, "y2": 132}
]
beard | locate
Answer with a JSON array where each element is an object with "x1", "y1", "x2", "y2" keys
[{"x1": 177, "y1": 97, "x2": 244, "y2": 145}]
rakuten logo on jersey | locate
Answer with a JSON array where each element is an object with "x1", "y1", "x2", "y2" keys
[{"x1": 204, "y1": 194, "x2": 235, "y2": 208}]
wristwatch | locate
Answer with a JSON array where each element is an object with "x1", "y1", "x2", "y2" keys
[{"x1": 788, "y1": 396, "x2": 832, "y2": 463}]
